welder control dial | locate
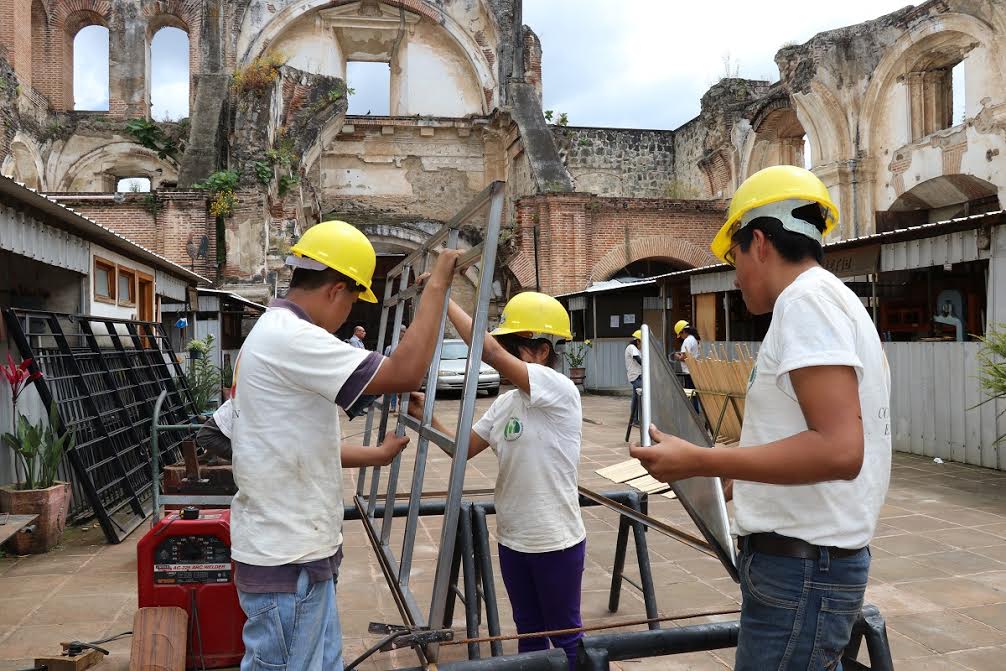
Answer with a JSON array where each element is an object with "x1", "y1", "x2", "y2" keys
[{"x1": 153, "y1": 535, "x2": 231, "y2": 584}]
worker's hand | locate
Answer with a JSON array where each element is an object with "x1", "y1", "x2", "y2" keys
[
  {"x1": 407, "y1": 392, "x2": 426, "y2": 420},
  {"x1": 377, "y1": 434, "x2": 410, "y2": 466},
  {"x1": 629, "y1": 425, "x2": 707, "y2": 483},
  {"x1": 424, "y1": 249, "x2": 462, "y2": 289}
]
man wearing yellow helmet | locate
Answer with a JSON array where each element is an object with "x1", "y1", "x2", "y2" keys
[
  {"x1": 670, "y1": 320, "x2": 701, "y2": 412},
  {"x1": 409, "y1": 291, "x2": 585, "y2": 669},
  {"x1": 625, "y1": 329, "x2": 643, "y2": 426},
  {"x1": 228, "y1": 219, "x2": 461, "y2": 671},
  {"x1": 632, "y1": 166, "x2": 891, "y2": 671}
]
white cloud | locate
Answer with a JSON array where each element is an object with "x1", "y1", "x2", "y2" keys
[
  {"x1": 73, "y1": 26, "x2": 109, "y2": 111},
  {"x1": 524, "y1": 0, "x2": 914, "y2": 129},
  {"x1": 150, "y1": 28, "x2": 190, "y2": 121}
]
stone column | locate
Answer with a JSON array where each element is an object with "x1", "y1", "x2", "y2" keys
[{"x1": 108, "y1": 0, "x2": 148, "y2": 118}]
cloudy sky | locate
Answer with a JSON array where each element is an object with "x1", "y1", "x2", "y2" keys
[{"x1": 75, "y1": 1, "x2": 916, "y2": 128}]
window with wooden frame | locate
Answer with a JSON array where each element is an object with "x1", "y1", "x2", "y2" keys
[
  {"x1": 94, "y1": 256, "x2": 116, "y2": 303},
  {"x1": 117, "y1": 266, "x2": 137, "y2": 307}
]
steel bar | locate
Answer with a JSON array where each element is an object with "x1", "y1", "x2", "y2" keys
[
  {"x1": 379, "y1": 265, "x2": 417, "y2": 545},
  {"x1": 357, "y1": 266, "x2": 400, "y2": 499},
  {"x1": 577, "y1": 486, "x2": 715, "y2": 557},
  {"x1": 427, "y1": 181, "x2": 506, "y2": 643},
  {"x1": 472, "y1": 504, "x2": 505, "y2": 657},
  {"x1": 459, "y1": 503, "x2": 482, "y2": 660},
  {"x1": 400, "y1": 231, "x2": 459, "y2": 583},
  {"x1": 399, "y1": 414, "x2": 456, "y2": 455},
  {"x1": 354, "y1": 496, "x2": 423, "y2": 627},
  {"x1": 396, "y1": 649, "x2": 567, "y2": 671}
]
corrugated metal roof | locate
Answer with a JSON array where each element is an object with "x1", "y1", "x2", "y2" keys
[
  {"x1": 0, "y1": 176, "x2": 211, "y2": 285},
  {"x1": 198, "y1": 287, "x2": 267, "y2": 312}
]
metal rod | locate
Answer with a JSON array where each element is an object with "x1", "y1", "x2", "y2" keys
[
  {"x1": 472, "y1": 505, "x2": 504, "y2": 657},
  {"x1": 640, "y1": 326, "x2": 652, "y2": 446},
  {"x1": 459, "y1": 502, "x2": 481, "y2": 660},
  {"x1": 577, "y1": 486, "x2": 716, "y2": 557},
  {"x1": 427, "y1": 182, "x2": 506, "y2": 646},
  {"x1": 379, "y1": 267, "x2": 415, "y2": 546},
  {"x1": 400, "y1": 230, "x2": 460, "y2": 583}
]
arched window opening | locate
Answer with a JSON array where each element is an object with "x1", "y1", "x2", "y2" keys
[
  {"x1": 150, "y1": 27, "x2": 190, "y2": 120},
  {"x1": 117, "y1": 177, "x2": 151, "y2": 193},
  {"x1": 73, "y1": 25, "x2": 109, "y2": 111}
]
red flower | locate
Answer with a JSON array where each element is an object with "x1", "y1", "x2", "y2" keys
[{"x1": 4, "y1": 353, "x2": 42, "y2": 402}]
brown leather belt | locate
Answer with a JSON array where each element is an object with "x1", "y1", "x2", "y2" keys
[{"x1": 741, "y1": 532, "x2": 865, "y2": 560}]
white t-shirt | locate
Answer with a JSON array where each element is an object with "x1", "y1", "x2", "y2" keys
[
  {"x1": 625, "y1": 343, "x2": 642, "y2": 382},
  {"x1": 734, "y1": 266, "x2": 891, "y2": 549},
  {"x1": 211, "y1": 399, "x2": 234, "y2": 438},
  {"x1": 680, "y1": 334, "x2": 699, "y2": 375},
  {"x1": 473, "y1": 364, "x2": 586, "y2": 553},
  {"x1": 230, "y1": 303, "x2": 383, "y2": 565}
]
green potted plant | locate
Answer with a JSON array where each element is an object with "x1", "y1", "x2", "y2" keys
[
  {"x1": 186, "y1": 334, "x2": 222, "y2": 415},
  {"x1": 562, "y1": 340, "x2": 592, "y2": 389},
  {"x1": 1, "y1": 355, "x2": 74, "y2": 554}
]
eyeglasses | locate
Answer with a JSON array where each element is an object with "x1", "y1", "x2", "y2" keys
[{"x1": 724, "y1": 241, "x2": 742, "y2": 266}]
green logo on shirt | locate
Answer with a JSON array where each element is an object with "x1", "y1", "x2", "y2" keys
[
  {"x1": 747, "y1": 363, "x2": 757, "y2": 391},
  {"x1": 503, "y1": 417, "x2": 523, "y2": 441}
]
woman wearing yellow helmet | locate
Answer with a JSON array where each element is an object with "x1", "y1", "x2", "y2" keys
[{"x1": 410, "y1": 291, "x2": 585, "y2": 668}]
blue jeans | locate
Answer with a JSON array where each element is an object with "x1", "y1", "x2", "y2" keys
[
  {"x1": 735, "y1": 540, "x2": 870, "y2": 671},
  {"x1": 237, "y1": 569, "x2": 342, "y2": 671},
  {"x1": 499, "y1": 540, "x2": 586, "y2": 669}
]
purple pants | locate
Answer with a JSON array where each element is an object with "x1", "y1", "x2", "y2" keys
[{"x1": 498, "y1": 539, "x2": 586, "y2": 669}]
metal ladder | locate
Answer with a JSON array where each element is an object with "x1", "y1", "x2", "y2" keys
[{"x1": 354, "y1": 181, "x2": 506, "y2": 653}]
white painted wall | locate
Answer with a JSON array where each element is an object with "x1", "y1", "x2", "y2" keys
[{"x1": 89, "y1": 245, "x2": 156, "y2": 320}]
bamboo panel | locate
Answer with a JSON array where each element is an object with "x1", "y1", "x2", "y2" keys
[{"x1": 685, "y1": 344, "x2": 754, "y2": 443}]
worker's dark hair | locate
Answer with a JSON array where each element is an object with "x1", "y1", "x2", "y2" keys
[
  {"x1": 683, "y1": 326, "x2": 701, "y2": 342},
  {"x1": 497, "y1": 334, "x2": 559, "y2": 369},
  {"x1": 732, "y1": 203, "x2": 825, "y2": 264},
  {"x1": 289, "y1": 267, "x2": 365, "y2": 293}
]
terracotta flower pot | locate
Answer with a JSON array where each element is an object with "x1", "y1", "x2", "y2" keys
[{"x1": 0, "y1": 481, "x2": 72, "y2": 554}]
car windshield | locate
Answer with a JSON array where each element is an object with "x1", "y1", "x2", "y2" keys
[{"x1": 441, "y1": 342, "x2": 469, "y2": 360}]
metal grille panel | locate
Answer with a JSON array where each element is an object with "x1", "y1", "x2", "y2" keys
[{"x1": 3, "y1": 308, "x2": 195, "y2": 543}]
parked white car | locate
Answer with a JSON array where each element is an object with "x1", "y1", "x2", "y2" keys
[{"x1": 423, "y1": 339, "x2": 501, "y2": 395}]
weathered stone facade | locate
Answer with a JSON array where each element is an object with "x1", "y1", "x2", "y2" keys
[{"x1": 0, "y1": 0, "x2": 1003, "y2": 302}]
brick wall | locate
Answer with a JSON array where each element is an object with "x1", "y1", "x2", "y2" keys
[
  {"x1": 512, "y1": 194, "x2": 727, "y2": 295},
  {"x1": 54, "y1": 192, "x2": 215, "y2": 278}
]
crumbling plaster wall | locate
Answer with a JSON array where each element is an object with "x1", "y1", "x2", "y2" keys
[{"x1": 776, "y1": 0, "x2": 1006, "y2": 238}]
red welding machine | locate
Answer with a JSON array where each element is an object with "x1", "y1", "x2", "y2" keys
[{"x1": 137, "y1": 507, "x2": 245, "y2": 669}]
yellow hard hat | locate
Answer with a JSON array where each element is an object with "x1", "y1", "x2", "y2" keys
[
  {"x1": 493, "y1": 292, "x2": 572, "y2": 340},
  {"x1": 631, "y1": 330, "x2": 642, "y2": 341},
  {"x1": 674, "y1": 320, "x2": 690, "y2": 335},
  {"x1": 288, "y1": 220, "x2": 378, "y2": 303},
  {"x1": 710, "y1": 165, "x2": 839, "y2": 265}
]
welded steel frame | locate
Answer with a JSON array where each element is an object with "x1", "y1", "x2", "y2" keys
[
  {"x1": 353, "y1": 181, "x2": 505, "y2": 646},
  {"x1": 2, "y1": 308, "x2": 195, "y2": 543}
]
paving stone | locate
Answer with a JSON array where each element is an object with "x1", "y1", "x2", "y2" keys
[{"x1": 888, "y1": 610, "x2": 1006, "y2": 653}]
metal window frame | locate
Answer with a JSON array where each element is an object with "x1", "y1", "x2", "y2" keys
[{"x1": 353, "y1": 181, "x2": 505, "y2": 657}]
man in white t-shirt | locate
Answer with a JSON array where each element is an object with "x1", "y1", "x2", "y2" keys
[
  {"x1": 632, "y1": 166, "x2": 891, "y2": 671},
  {"x1": 229, "y1": 219, "x2": 461, "y2": 671},
  {"x1": 624, "y1": 330, "x2": 643, "y2": 425}
]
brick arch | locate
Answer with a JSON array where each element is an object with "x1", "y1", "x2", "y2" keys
[
  {"x1": 144, "y1": 2, "x2": 202, "y2": 119},
  {"x1": 52, "y1": 3, "x2": 111, "y2": 112},
  {"x1": 591, "y1": 236, "x2": 715, "y2": 283}
]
